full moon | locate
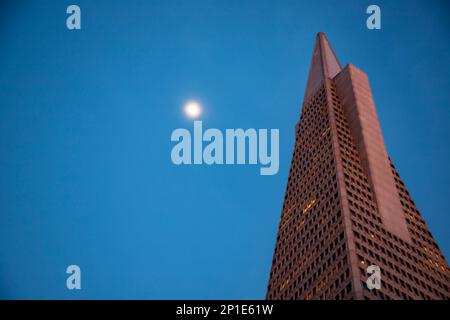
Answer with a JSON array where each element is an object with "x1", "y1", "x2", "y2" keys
[{"x1": 184, "y1": 101, "x2": 202, "y2": 119}]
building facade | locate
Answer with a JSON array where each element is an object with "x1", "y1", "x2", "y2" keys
[{"x1": 266, "y1": 33, "x2": 450, "y2": 300}]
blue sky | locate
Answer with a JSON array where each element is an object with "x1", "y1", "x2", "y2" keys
[{"x1": 0, "y1": 0, "x2": 449, "y2": 299}]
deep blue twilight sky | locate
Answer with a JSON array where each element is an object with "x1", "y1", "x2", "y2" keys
[{"x1": 0, "y1": 0, "x2": 449, "y2": 299}]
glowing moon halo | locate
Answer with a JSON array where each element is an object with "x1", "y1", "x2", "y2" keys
[{"x1": 184, "y1": 101, "x2": 202, "y2": 119}]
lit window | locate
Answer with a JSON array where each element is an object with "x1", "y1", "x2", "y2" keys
[
  {"x1": 303, "y1": 197, "x2": 317, "y2": 214},
  {"x1": 320, "y1": 127, "x2": 331, "y2": 138}
]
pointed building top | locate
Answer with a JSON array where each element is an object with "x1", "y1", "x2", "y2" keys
[{"x1": 304, "y1": 32, "x2": 342, "y2": 100}]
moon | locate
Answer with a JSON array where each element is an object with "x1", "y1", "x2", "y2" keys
[{"x1": 184, "y1": 101, "x2": 202, "y2": 119}]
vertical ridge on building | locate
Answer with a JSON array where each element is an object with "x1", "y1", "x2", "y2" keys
[
  {"x1": 304, "y1": 32, "x2": 342, "y2": 101},
  {"x1": 266, "y1": 33, "x2": 450, "y2": 300}
]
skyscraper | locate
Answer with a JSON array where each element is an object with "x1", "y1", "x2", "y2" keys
[{"x1": 266, "y1": 33, "x2": 450, "y2": 300}]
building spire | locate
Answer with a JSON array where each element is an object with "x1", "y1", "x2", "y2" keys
[{"x1": 304, "y1": 32, "x2": 342, "y2": 100}]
